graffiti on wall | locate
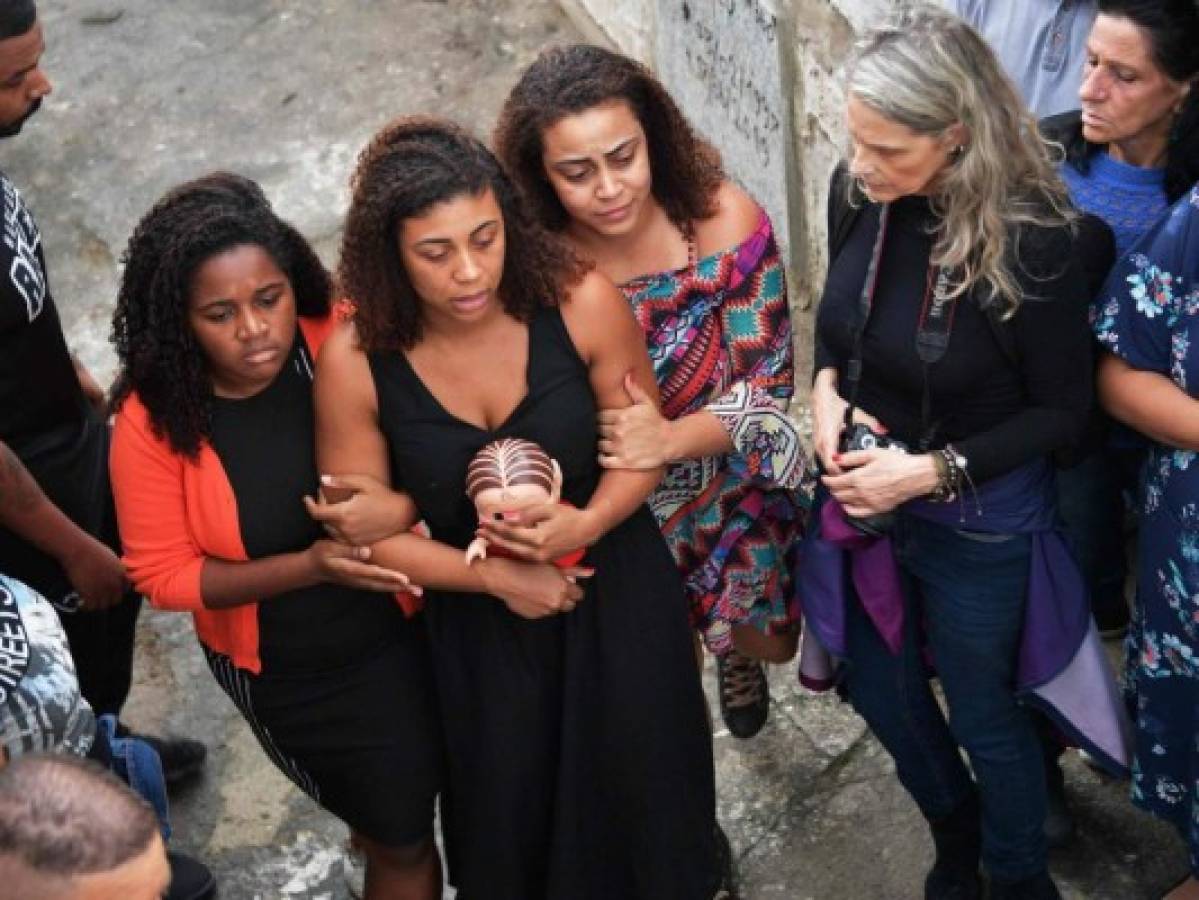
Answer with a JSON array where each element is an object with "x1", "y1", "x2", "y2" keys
[{"x1": 655, "y1": 0, "x2": 791, "y2": 256}]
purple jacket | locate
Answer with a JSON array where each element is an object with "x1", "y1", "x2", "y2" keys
[{"x1": 798, "y1": 461, "x2": 1131, "y2": 775}]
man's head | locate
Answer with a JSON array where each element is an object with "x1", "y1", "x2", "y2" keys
[
  {"x1": 0, "y1": 755, "x2": 171, "y2": 899},
  {"x1": 0, "y1": 1, "x2": 49, "y2": 137}
]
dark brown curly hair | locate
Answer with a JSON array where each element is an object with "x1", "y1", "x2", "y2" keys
[
  {"x1": 339, "y1": 116, "x2": 586, "y2": 351},
  {"x1": 493, "y1": 44, "x2": 725, "y2": 234},
  {"x1": 110, "y1": 172, "x2": 331, "y2": 458}
]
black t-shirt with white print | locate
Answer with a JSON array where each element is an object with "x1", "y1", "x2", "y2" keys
[
  {"x1": 0, "y1": 168, "x2": 85, "y2": 452},
  {"x1": 0, "y1": 168, "x2": 114, "y2": 609}
]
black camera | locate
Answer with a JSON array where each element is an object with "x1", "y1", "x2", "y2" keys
[
  {"x1": 839, "y1": 423, "x2": 908, "y2": 456},
  {"x1": 836, "y1": 424, "x2": 909, "y2": 536}
]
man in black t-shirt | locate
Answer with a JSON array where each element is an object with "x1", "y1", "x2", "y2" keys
[{"x1": 0, "y1": 0, "x2": 206, "y2": 789}]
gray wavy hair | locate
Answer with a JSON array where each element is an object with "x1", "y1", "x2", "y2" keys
[{"x1": 847, "y1": 4, "x2": 1075, "y2": 315}]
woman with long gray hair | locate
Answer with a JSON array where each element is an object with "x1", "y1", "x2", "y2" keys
[{"x1": 801, "y1": 6, "x2": 1129, "y2": 898}]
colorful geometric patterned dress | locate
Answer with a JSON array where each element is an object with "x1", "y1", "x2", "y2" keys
[
  {"x1": 617, "y1": 212, "x2": 808, "y2": 654},
  {"x1": 1093, "y1": 185, "x2": 1199, "y2": 876}
]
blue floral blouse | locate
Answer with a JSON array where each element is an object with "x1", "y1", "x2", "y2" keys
[{"x1": 1093, "y1": 185, "x2": 1199, "y2": 873}]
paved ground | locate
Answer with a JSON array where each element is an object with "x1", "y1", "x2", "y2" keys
[{"x1": 6, "y1": 1, "x2": 1188, "y2": 897}]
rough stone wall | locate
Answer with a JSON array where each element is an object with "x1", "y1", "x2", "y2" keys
[
  {"x1": 555, "y1": 0, "x2": 904, "y2": 379},
  {"x1": 559, "y1": 0, "x2": 655, "y2": 61},
  {"x1": 786, "y1": 0, "x2": 898, "y2": 375}
]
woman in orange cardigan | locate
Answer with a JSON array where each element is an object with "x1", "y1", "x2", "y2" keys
[{"x1": 108, "y1": 173, "x2": 443, "y2": 900}]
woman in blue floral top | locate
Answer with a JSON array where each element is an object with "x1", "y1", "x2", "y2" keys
[{"x1": 1095, "y1": 184, "x2": 1199, "y2": 900}]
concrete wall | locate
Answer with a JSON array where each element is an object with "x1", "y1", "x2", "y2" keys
[
  {"x1": 556, "y1": 0, "x2": 906, "y2": 378},
  {"x1": 559, "y1": 0, "x2": 654, "y2": 61}
]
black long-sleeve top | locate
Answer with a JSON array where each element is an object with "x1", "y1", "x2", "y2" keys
[{"x1": 814, "y1": 194, "x2": 1095, "y2": 484}]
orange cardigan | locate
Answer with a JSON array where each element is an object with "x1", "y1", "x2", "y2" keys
[{"x1": 110, "y1": 313, "x2": 414, "y2": 674}]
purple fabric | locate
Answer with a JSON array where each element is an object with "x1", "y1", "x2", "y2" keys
[
  {"x1": 728, "y1": 214, "x2": 771, "y2": 292},
  {"x1": 797, "y1": 626, "x2": 838, "y2": 692},
  {"x1": 1025, "y1": 620, "x2": 1134, "y2": 775},
  {"x1": 797, "y1": 461, "x2": 1131, "y2": 774},
  {"x1": 817, "y1": 501, "x2": 905, "y2": 653}
]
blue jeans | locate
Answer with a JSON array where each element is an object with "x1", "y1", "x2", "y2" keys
[
  {"x1": 95, "y1": 714, "x2": 171, "y2": 841},
  {"x1": 844, "y1": 513, "x2": 1047, "y2": 881}
]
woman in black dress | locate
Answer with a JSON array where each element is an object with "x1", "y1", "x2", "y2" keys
[
  {"x1": 108, "y1": 174, "x2": 444, "y2": 899},
  {"x1": 313, "y1": 118, "x2": 721, "y2": 899}
]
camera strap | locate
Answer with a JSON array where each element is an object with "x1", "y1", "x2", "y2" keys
[
  {"x1": 915, "y1": 265, "x2": 956, "y2": 447},
  {"x1": 842, "y1": 202, "x2": 958, "y2": 449},
  {"x1": 842, "y1": 203, "x2": 890, "y2": 430}
]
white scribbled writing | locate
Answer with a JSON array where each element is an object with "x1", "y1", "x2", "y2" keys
[{"x1": 2, "y1": 175, "x2": 45, "y2": 322}]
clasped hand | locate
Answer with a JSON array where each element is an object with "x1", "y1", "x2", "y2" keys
[
  {"x1": 307, "y1": 539, "x2": 421, "y2": 596},
  {"x1": 476, "y1": 502, "x2": 599, "y2": 565},
  {"x1": 597, "y1": 374, "x2": 669, "y2": 470},
  {"x1": 810, "y1": 375, "x2": 938, "y2": 515},
  {"x1": 303, "y1": 473, "x2": 412, "y2": 546},
  {"x1": 821, "y1": 448, "x2": 937, "y2": 518},
  {"x1": 810, "y1": 371, "x2": 887, "y2": 476},
  {"x1": 479, "y1": 556, "x2": 594, "y2": 619},
  {"x1": 64, "y1": 536, "x2": 128, "y2": 611},
  {"x1": 304, "y1": 474, "x2": 423, "y2": 594}
]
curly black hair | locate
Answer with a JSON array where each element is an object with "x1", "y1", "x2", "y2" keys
[
  {"x1": 110, "y1": 172, "x2": 331, "y2": 458},
  {"x1": 338, "y1": 116, "x2": 586, "y2": 351},
  {"x1": 493, "y1": 44, "x2": 725, "y2": 234}
]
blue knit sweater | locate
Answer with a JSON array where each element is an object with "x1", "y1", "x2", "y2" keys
[{"x1": 1061, "y1": 152, "x2": 1167, "y2": 259}]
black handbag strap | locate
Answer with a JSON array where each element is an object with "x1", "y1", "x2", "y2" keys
[
  {"x1": 842, "y1": 202, "x2": 890, "y2": 428},
  {"x1": 839, "y1": 198, "x2": 959, "y2": 449},
  {"x1": 828, "y1": 162, "x2": 1018, "y2": 383}
]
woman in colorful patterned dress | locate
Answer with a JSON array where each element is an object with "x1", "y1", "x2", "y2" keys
[
  {"x1": 1095, "y1": 185, "x2": 1199, "y2": 900},
  {"x1": 494, "y1": 44, "x2": 808, "y2": 740}
]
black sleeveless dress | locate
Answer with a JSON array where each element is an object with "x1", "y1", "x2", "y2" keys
[
  {"x1": 370, "y1": 306, "x2": 720, "y2": 899},
  {"x1": 206, "y1": 333, "x2": 443, "y2": 847}
]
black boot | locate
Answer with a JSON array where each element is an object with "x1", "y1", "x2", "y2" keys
[
  {"x1": 715, "y1": 650, "x2": 770, "y2": 739},
  {"x1": 166, "y1": 851, "x2": 217, "y2": 900},
  {"x1": 988, "y1": 870, "x2": 1062, "y2": 899},
  {"x1": 924, "y1": 793, "x2": 983, "y2": 900}
]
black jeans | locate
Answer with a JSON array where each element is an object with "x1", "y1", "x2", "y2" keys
[
  {"x1": 1056, "y1": 449, "x2": 1129, "y2": 625},
  {"x1": 58, "y1": 590, "x2": 142, "y2": 717}
]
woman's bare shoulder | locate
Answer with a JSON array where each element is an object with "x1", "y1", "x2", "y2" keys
[
  {"x1": 315, "y1": 318, "x2": 376, "y2": 402},
  {"x1": 559, "y1": 268, "x2": 629, "y2": 325},
  {"x1": 693, "y1": 180, "x2": 763, "y2": 257},
  {"x1": 317, "y1": 318, "x2": 364, "y2": 364}
]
